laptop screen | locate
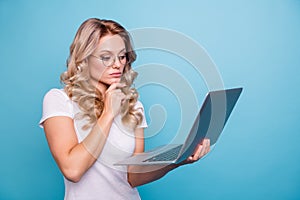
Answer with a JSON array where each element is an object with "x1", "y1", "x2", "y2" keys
[{"x1": 176, "y1": 87, "x2": 242, "y2": 163}]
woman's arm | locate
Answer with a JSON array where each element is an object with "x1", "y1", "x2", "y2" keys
[
  {"x1": 127, "y1": 128, "x2": 210, "y2": 187},
  {"x1": 43, "y1": 111, "x2": 114, "y2": 183},
  {"x1": 43, "y1": 83, "x2": 125, "y2": 183}
]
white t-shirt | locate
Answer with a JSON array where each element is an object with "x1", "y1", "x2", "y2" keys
[{"x1": 39, "y1": 88, "x2": 147, "y2": 200}]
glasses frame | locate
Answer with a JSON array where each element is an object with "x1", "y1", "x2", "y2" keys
[{"x1": 90, "y1": 52, "x2": 128, "y2": 67}]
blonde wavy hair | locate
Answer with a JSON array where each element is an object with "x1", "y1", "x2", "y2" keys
[{"x1": 60, "y1": 18, "x2": 143, "y2": 130}]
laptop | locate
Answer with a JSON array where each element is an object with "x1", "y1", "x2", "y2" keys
[{"x1": 115, "y1": 87, "x2": 243, "y2": 165}]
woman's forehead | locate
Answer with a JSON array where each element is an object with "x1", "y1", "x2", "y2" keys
[{"x1": 96, "y1": 34, "x2": 126, "y2": 53}]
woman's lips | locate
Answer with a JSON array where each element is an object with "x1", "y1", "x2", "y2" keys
[{"x1": 110, "y1": 72, "x2": 122, "y2": 78}]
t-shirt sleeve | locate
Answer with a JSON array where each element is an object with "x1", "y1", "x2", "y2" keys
[
  {"x1": 135, "y1": 100, "x2": 148, "y2": 129},
  {"x1": 39, "y1": 89, "x2": 74, "y2": 128}
]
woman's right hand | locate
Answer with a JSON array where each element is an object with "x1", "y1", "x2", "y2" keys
[{"x1": 103, "y1": 82, "x2": 127, "y2": 118}]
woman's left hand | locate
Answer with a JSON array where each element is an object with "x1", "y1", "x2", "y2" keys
[{"x1": 181, "y1": 138, "x2": 211, "y2": 165}]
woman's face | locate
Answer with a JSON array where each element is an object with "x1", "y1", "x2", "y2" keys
[{"x1": 88, "y1": 34, "x2": 127, "y2": 91}]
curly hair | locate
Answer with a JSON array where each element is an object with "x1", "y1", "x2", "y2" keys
[{"x1": 60, "y1": 18, "x2": 143, "y2": 130}]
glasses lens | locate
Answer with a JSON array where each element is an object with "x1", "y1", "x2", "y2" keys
[
  {"x1": 99, "y1": 55, "x2": 112, "y2": 67},
  {"x1": 119, "y1": 54, "x2": 127, "y2": 65},
  {"x1": 103, "y1": 59, "x2": 113, "y2": 67},
  {"x1": 100, "y1": 53, "x2": 127, "y2": 67}
]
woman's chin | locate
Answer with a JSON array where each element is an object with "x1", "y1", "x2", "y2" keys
[
  {"x1": 110, "y1": 78, "x2": 121, "y2": 84},
  {"x1": 98, "y1": 78, "x2": 121, "y2": 87}
]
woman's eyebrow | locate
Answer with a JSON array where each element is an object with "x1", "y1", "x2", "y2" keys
[
  {"x1": 119, "y1": 48, "x2": 126, "y2": 53},
  {"x1": 98, "y1": 48, "x2": 126, "y2": 54}
]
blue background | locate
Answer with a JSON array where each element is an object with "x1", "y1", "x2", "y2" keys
[{"x1": 1, "y1": 0, "x2": 300, "y2": 199}]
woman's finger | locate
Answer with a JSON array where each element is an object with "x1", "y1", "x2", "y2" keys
[
  {"x1": 195, "y1": 139, "x2": 208, "y2": 159},
  {"x1": 106, "y1": 82, "x2": 126, "y2": 93},
  {"x1": 199, "y1": 139, "x2": 210, "y2": 158},
  {"x1": 204, "y1": 139, "x2": 210, "y2": 155},
  {"x1": 192, "y1": 141, "x2": 203, "y2": 158}
]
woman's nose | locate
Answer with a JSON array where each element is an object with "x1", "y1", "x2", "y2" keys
[{"x1": 111, "y1": 57, "x2": 121, "y2": 69}]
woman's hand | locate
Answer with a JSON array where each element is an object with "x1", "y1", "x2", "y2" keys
[
  {"x1": 180, "y1": 138, "x2": 211, "y2": 165},
  {"x1": 103, "y1": 83, "x2": 127, "y2": 118}
]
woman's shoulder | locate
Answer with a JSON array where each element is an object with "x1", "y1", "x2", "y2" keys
[
  {"x1": 42, "y1": 88, "x2": 72, "y2": 105},
  {"x1": 44, "y1": 88, "x2": 68, "y2": 99},
  {"x1": 40, "y1": 88, "x2": 75, "y2": 127}
]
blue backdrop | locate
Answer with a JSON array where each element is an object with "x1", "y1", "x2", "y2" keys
[{"x1": 1, "y1": 0, "x2": 299, "y2": 199}]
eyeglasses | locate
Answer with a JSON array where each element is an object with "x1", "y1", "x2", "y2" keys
[{"x1": 90, "y1": 52, "x2": 127, "y2": 67}]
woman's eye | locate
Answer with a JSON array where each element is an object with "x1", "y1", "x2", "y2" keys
[
  {"x1": 100, "y1": 56, "x2": 111, "y2": 61},
  {"x1": 119, "y1": 55, "x2": 126, "y2": 60}
]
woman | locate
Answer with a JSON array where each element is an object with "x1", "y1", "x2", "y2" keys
[{"x1": 40, "y1": 18, "x2": 210, "y2": 200}]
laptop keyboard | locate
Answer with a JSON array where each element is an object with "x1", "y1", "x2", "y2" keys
[{"x1": 143, "y1": 145, "x2": 183, "y2": 162}]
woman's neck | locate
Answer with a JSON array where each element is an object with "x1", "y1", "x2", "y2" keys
[{"x1": 95, "y1": 81, "x2": 108, "y2": 95}]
